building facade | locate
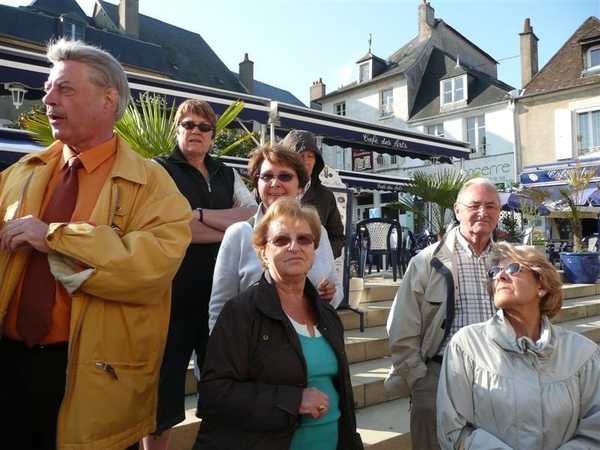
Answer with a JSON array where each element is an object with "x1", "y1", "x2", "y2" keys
[{"x1": 315, "y1": 1, "x2": 517, "y2": 223}]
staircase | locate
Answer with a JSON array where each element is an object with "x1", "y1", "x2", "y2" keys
[{"x1": 169, "y1": 276, "x2": 600, "y2": 450}]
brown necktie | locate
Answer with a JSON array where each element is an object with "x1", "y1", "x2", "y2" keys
[{"x1": 17, "y1": 156, "x2": 83, "y2": 347}]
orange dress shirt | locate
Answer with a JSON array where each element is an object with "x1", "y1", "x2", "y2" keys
[{"x1": 3, "y1": 136, "x2": 117, "y2": 344}]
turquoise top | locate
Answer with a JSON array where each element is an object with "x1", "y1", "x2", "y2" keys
[{"x1": 290, "y1": 333, "x2": 341, "y2": 450}]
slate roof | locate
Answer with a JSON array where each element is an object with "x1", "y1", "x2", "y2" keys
[
  {"x1": 230, "y1": 72, "x2": 304, "y2": 107},
  {"x1": 318, "y1": 36, "x2": 430, "y2": 101},
  {"x1": 0, "y1": 5, "x2": 66, "y2": 47},
  {"x1": 1, "y1": 0, "x2": 302, "y2": 104},
  {"x1": 95, "y1": 0, "x2": 242, "y2": 91},
  {"x1": 317, "y1": 14, "x2": 499, "y2": 104},
  {"x1": 409, "y1": 48, "x2": 514, "y2": 122},
  {"x1": 524, "y1": 16, "x2": 600, "y2": 95},
  {"x1": 23, "y1": 0, "x2": 89, "y2": 24}
]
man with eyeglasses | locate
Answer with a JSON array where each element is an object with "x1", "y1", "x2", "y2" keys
[
  {"x1": 385, "y1": 177, "x2": 501, "y2": 449},
  {"x1": 145, "y1": 99, "x2": 257, "y2": 450}
]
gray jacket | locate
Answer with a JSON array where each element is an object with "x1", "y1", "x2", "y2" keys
[
  {"x1": 385, "y1": 227, "x2": 461, "y2": 397},
  {"x1": 437, "y1": 310, "x2": 600, "y2": 449}
]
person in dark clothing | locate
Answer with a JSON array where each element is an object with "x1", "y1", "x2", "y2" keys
[
  {"x1": 143, "y1": 99, "x2": 257, "y2": 450},
  {"x1": 195, "y1": 197, "x2": 362, "y2": 450},
  {"x1": 281, "y1": 130, "x2": 346, "y2": 258}
]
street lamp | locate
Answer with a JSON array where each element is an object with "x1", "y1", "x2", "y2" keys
[{"x1": 4, "y1": 83, "x2": 28, "y2": 109}]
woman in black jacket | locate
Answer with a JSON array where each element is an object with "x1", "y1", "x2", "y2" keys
[{"x1": 194, "y1": 197, "x2": 362, "y2": 450}]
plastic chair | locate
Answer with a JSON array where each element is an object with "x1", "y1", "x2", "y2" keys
[{"x1": 356, "y1": 218, "x2": 401, "y2": 281}]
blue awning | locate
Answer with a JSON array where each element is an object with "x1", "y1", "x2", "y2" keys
[
  {"x1": 218, "y1": 155, "x2": 409, "y2": 192},
  {"x1": 0, "y1": 46, "x2": 272, "y2": 125},
  {"x1": 520, "y1": 157, "x2": 600, "y2": 186},
  {"x1": 269, "y1": 102, "x2": 472, "y2": 164}
]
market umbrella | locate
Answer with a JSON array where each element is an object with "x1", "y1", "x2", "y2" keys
[{"x1": 499, "y1": 192, "x2": 550, "y2": 216}]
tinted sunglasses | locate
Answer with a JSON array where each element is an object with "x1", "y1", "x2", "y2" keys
[
  {"x1": 258, "y1": 173, "x2": 296, "y2": 183},
  {"x1": 180, "y1": 121, "x2": 214, "y2": 133},
  {"x1": 487, "y1": 262, "x2": 536, "y2": 279},
  {"x1": 267, "y1": 234, "x2": 316, "y2": 247}
]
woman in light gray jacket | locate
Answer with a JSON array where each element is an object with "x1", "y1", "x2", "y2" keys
[
  {"x1": 208, "y1": 144, "x2": 343, "y2": 332},
  {"x1": 437, "y1": 242, "x2": 600, "y2": 449}
]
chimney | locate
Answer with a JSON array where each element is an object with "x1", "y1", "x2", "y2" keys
[
  {"x1": 418, "y1": 0, "x2": 435, "y2": 41},
  {"x1": 119, "y1": 0, "x2": 139, "y2": 39},
  {"x1": 310, "y1": 79, "x2": 326, "y2": 110},
  {"x1": 239, "y1": 53, "x2": 254, "y2": 95},
  {"x1": 519, "y1": 18, "x2": 539, "y2": 87}
]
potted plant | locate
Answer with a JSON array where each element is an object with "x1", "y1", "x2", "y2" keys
[{"x1": 536, "y1": 161, "x2": 600, "y2": 283}]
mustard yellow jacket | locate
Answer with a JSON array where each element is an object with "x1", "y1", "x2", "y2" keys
[{"x1": 0, "y1": 137, "x2": 192, "y2": 449}]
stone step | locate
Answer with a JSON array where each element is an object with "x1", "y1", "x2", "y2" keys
[
  {"x1": 554, "y1": 295, "x2": 600, "y2": 324},
  {"x1": 171, "y1": 396, "x2": 414, "y2": 450},
  {"x1": 345, "y1": 325, "x2": 390, "y2": 364},
  {"x1": 339, "y1": 300, "x2": 393, "y2": 331},
  {"x1": 562, "y1": 282, "x2": 600, "y2": 299},
  {"x1": 558, "y1": 314, "x2": 600, "y2": 343},
  {"x1": 351, "y1": 357, "x2": 398, "y2": 409},
  {"x1": 356, "y1": 398, "x2": 411, "y2": 450},
  {"x1": 361, "y1": 282, "x2": 400, "y2": 304}
]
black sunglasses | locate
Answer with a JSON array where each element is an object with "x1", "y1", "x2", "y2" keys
[
  {"x1": 267, "y1": 234, "x2": 316, "y2": 247},
  {"x1": 258, "y1": 173, "x2": 296, "y2": 183},
  {"x1": 487, "y1": 262, "x2": 536, "y2": 279},
  {"x1": 180, "y1": 121, "x2": 214, "y2": 133}
]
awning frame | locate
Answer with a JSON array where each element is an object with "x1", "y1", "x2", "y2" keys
[{"x1": 268, "y1": 102, "x2": 472, "y2": 164}]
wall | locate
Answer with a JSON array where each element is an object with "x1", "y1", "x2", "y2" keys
[{"x1": 518, "y1": 86, "x2": 600, "y2": 168}]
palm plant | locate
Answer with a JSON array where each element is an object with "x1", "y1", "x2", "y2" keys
[
  {"x1": 386, "y1": 169, "x2": 477, "y2": 239},
  {"x1": 21, "y1": 93, "x2": 258, "y2": 158},
  {"x1": 551, "y1": 161, "x2": 599, "y2": 252}
]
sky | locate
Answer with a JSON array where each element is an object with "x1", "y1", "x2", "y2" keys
[{"x1": 2, "y1": 0, "x2": 599, "y2": 105}]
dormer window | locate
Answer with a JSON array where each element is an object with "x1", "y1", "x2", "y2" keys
[
  {"x1": 440, "y1": 74, "x2": 467, "y2": 113},
  {"x1": 589, "y1": 46, "x2": 600, "y2": 68},
  {"x1": 441, "y1": 76, "x2": 465, "y2": 104},
  {"x1": 581, "y1": 41, "x2": 600, "y2": 77},
  {"x1": 359, "y1": 62, "x2": 370, "y2": 83},
  {"x1": 60, "y1": 15, "x2": 85, "y2": 40}
]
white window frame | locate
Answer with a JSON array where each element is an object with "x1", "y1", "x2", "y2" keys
[
  {"x1": 441, "y1": 75, "x2": 466, "y2": 106},
  {"x1": 334, "y1": 101, "x2": 346, "y2": 116},
  {"x1": 427, "y1": 124, "x2": 444, "y2": 137},
  {"x1": 61, "y1": 20, "x2": 84, "y2": 40},
  {"x1": 358, "y1": 62, "x2": 370, "y2": 83},
  {"x1": 467, "y1": 116, "x2": 486, "y2": 155},
  {"x1": 587, "y1": 45, "x2": 600, "y2": 70},
  {"x1": 576, "y1": 107, "x2": 600, "y2": 156},
  {"x1": 380, "y1": 89, "x2": 394, "y2": 117}
]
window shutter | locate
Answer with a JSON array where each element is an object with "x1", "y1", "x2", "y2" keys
[{"x1": 554, "y1": 109, "x2": 573, "y2": 160}]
